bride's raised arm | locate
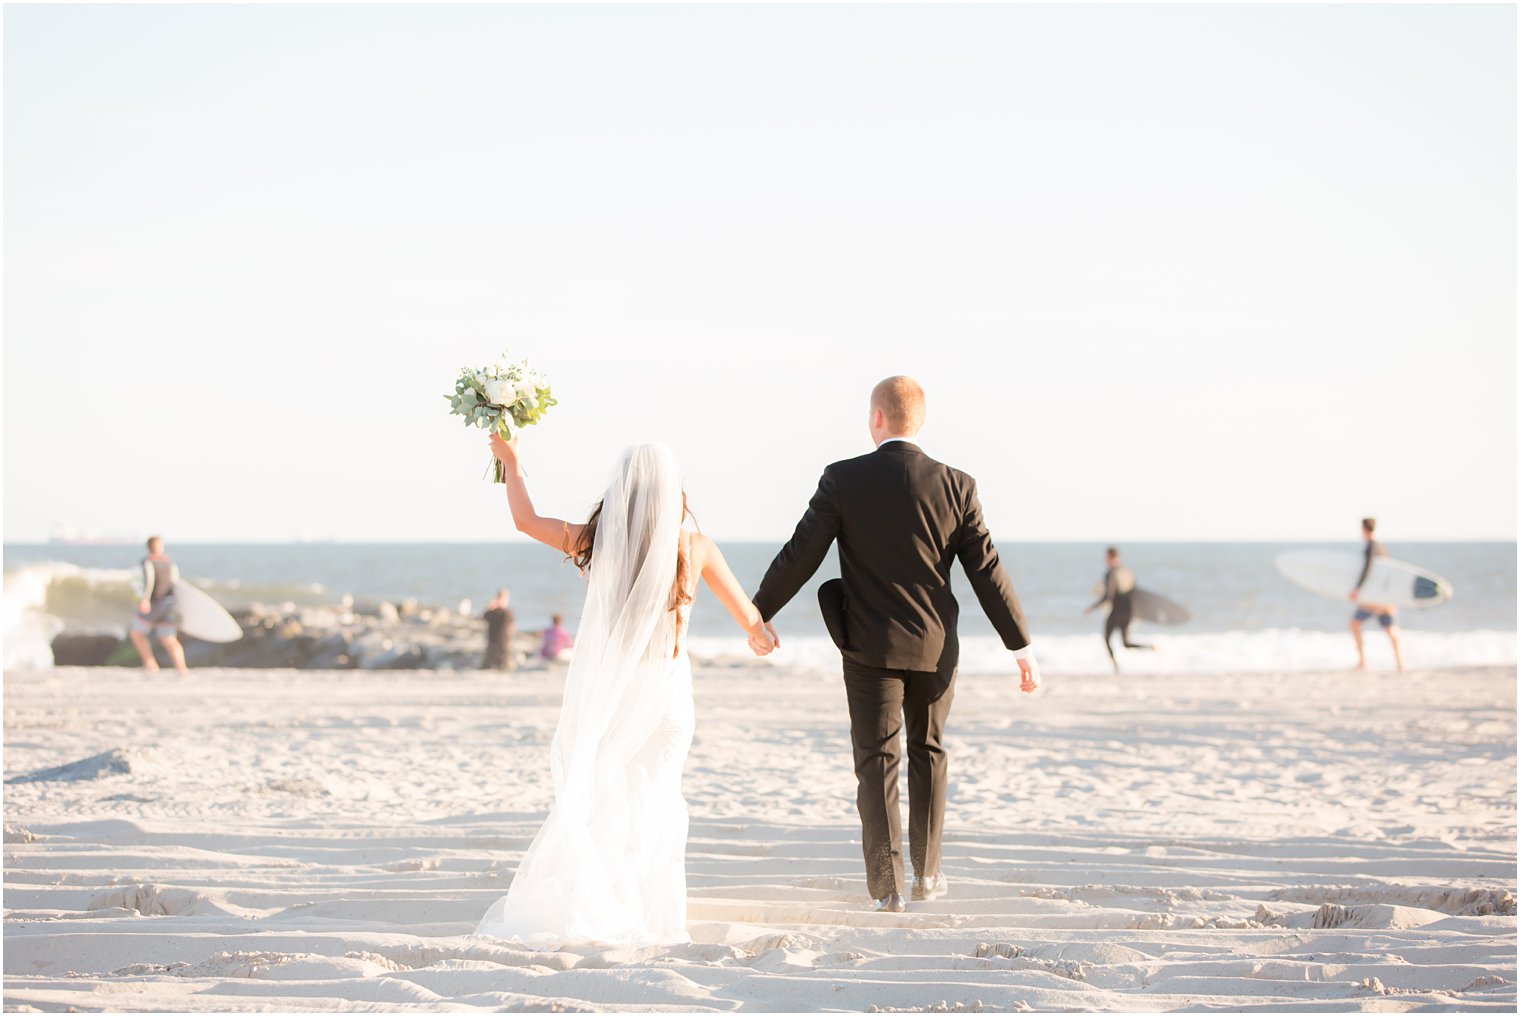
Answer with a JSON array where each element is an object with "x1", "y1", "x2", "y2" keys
[
  {"x1": 692, "y1": 533, "x2": 776, "y2": 656},
  {"x1": 488, "y1": 432, "x2": 586, "y2": 556}
]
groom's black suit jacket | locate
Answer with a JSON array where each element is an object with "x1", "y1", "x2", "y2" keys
[{"x1": 753, "y1": 440, "x2": 1030, "y2": 673}]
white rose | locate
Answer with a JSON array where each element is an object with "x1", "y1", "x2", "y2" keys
[{"x1": 483, "y1": 379, "x2": 516, "y2": 406}]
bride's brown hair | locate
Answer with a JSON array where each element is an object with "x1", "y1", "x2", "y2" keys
[{"x1": 569, "y1": 493, "x2": 696, "y2": 637}]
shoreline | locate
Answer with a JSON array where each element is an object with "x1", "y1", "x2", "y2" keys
[{"x1": 8, "y1": 541, "x2": 1517, "y2": 675}]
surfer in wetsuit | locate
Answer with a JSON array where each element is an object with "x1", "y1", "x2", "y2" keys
[
  {"x1": 1349, "y1": 517, "x2": 1406, "y2": 672},
  {"x1": 130, "y1": 535, "x2": 189, "y2": 674},
  {"x1": 1084, "y1": 547, "x2": 1154, "y2": 673}
]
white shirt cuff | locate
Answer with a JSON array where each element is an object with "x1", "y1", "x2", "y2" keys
[{"x1": 1012, "y1": 645, "x2": 1033, "y2": 661}]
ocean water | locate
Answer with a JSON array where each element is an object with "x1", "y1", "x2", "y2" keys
[{"x1": 4, "y1": 541, "x2": 1514, "y2": 675}]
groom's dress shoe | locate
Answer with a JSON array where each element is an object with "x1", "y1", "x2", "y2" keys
[
  {"x1": 912, "y1": 874, "x2": 948, "y2": 901},
  {"x1": 872, "y1": 892, "x2": 906, "y2": 913}
]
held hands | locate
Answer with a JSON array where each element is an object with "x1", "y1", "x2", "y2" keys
[
  {"x1": 1017, "y1": 656, "x2": 1040, "y2": 694},
  {"x1": 747, "y1": 620, "x2": 779, "y2": 657}
]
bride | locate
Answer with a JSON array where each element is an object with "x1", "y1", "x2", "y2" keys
[{"x1": 474, "y1": 433, "x2": 776, "y2": 948}]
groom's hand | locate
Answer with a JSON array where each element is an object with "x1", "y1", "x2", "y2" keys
[{"x1": 1017, "y1": 656, "x2": 1040, "y2": 694}]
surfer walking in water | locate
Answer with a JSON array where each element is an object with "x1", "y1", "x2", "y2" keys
[
  {"x1": 1349, "y1": 518, "x2": 1407, "y2": 672},
  {"x1": 130, "y1": 535, "x2": 189, "y2": 675},
  {"x1": 1085, "y1": 547, "x2": 1155, "y2": 673}
]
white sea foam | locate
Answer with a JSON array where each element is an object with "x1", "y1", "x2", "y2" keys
[
  {"x1": 2, "y1": 562, "x2": 130, "y2": 671},
  {"x1": 687, "y1": 628, "x2": 1518, "y2": 676}
]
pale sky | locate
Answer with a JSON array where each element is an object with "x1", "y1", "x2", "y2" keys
[{"x1": 5, "y1": 3, "x2": 1515, "y2": 543}]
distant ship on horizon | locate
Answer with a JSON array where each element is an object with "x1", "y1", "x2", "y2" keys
[
  {"x1": 48, "y1": 525, "x2": 138, "y2": 546},
  {"x1": 44, "y1": 527, "x2": 342, "y2": 545}
]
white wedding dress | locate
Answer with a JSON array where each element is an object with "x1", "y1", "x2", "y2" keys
[{"x1": 475, "y1": 444, "x2": 696, "y2": 948}]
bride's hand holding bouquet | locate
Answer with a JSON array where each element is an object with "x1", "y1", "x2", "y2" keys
[
  {"x1": 446, "y1": 356, "x2": 556, "y2": 483},
  {"x1": 489, "y1": 430, "x2": 521, "y2": 477}
]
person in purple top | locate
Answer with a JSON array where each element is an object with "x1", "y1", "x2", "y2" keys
[{"x1": 541, "y1": 613, "x2": 575, "y2": 662}]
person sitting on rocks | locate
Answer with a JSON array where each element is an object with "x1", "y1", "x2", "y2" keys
[{"x1": 540, "y1": 613, "x2": 574, "y2": 662}]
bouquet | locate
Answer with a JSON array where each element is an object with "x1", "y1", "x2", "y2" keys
[{"x1": 447, "y1": 355, "x2": 558, "y2": 482}]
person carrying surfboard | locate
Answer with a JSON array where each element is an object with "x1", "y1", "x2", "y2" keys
[
  {"x1": 130, "y1": 535, "x2": 189, "y2": 675},
  {"x1": 1350, "y1": 518, "x2": 1407, "y2": 672},
  {"x1": 1084, "y1": 547, "x2": 1156, "y2": 673}
]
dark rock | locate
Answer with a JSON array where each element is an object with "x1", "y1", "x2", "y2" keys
[{"x1": 51, "y1": 634, "x2": 126, "y2": 666}]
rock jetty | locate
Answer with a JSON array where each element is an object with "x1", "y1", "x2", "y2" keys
[{"x1": 50, "y1": 599, "x2": 547, "y2": 671}]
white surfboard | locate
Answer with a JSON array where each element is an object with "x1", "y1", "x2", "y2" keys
[
  {"x1": 172, "y1": 580, "x2": 244, "y2": 642},
  {"x1": 1275, "y1": 550, "x2": 1454, "y2": 610}
]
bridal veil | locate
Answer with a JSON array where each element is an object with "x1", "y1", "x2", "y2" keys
[{"x1": 475, "y1": 443, "x2": 693, "y2": 947}]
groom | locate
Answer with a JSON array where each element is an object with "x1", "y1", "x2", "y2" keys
[{"x1": 752, "y1": 376, "x2": 1040, "y2": 913}]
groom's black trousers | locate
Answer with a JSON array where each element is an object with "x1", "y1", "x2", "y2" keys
[{"x1": 842, "y1": 659, "x2": 956, "y2": 900}]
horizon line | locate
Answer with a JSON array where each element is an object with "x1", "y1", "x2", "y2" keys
[{"x1": 7, "y1": 536, "x2": 1518, "y2": 547}]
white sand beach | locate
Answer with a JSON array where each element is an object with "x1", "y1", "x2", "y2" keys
[{"x1": 4, "y1": 663, "x2": 1515, "y2": 1012}]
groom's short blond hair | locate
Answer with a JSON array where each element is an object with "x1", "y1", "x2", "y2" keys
[{"x1": 871, "y1": 376, "x2": 926, "y2": 435}]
